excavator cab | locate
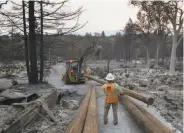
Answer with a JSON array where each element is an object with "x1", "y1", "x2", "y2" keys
[
  {"x1": 62, "y1": 60, "x2": 85, "y2": 84},
  {"x1": 62, "y1": 42, "x2": 102, "y2": 84}
]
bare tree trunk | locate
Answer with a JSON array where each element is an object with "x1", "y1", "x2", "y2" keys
[
  {"x1": 22, "y1": 1, "x2": 30, "y2": 83},
  {"x1": 156, "y1": 40, "x2": 160, "y2": 68},
  {"x1": 39, "y1": 1, "x2": 44, "y2": 82},
  {"x1": 0, "y1": 1, "x2": 8, "y2": 9},
  {"x1": 84, "y1": 58, "x2": 87, "y2": 72},
  {"x1": 162, "y1": 41, "x2": 166, "y2": 64},
  {"x1": 29, "y1": 1, "x2": 38, "y2": 84},
  {"x1": 49, "y1": 48, "x2": 51, "y2": 66},
  {"x1": 124, "y1": 43, "x2": 128, "y2": 63},
  {"x1": 99, "y1": 52, "x2": 101, "y2": 60},
  {"x1": 169, "y1": 34, "x2": 177, "y2": 75},
  {"x1": 129, "y1": 47, "x2": 131, "y2": 61},
  {"x1": 126, "y1": 44, "x2": 128, "y2": 62},
  {"x1": 107, "y1": 59, "x2": 110, "y2": 73},
  {"x1": 135, "y1": 50, "x2": 137, "y2": 65},
  {"x1": 132, "y1": 43, "x2": 135, "y2": 61},
  {"x1": 146, "y1": 48, "x2": 150, "y2": 68},
  {"x1": 10, "y1": 24, "x2": 13, "y2": 61}
]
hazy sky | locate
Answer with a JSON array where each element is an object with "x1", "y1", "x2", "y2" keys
[
  {"x1": 1, "y1": 0, "x2": 139, "y2": 35},
  {"x1": 68, "y1": 0, "x2": 139, "y2": 35}
]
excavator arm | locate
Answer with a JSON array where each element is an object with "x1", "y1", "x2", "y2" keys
[
  {"x1": 62, "y1": 41, "x2": 102, "y2": 84},
  {"x1": 78, "y1": 41, "x2": 102, "y2": 76}
]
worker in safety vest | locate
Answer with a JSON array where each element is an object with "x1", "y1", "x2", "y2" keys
[
  {"x1": 86, "y1": 67, "x2": 91, "y2": 75},
  {"x1": 102, "y1": 73, "x2": 123, "y2": 125}
]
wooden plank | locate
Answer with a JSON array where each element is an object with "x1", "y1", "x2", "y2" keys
[
  {"x1": 119, "y1": 96, "x2": 163, "y2": 133},
  {"x1": 127, "y1": 96, "x2": 174, "y2": 133},
  {"x1": 65, "y1": 88, "x2": 92, "y2": 133},
  {"x1": 41, "y1": 101, "x2": 57, "y2": 122},
  {"x1": 83, "y1": 87, "x2": 98, "y2": 133}
]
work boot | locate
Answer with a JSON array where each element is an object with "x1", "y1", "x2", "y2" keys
[
  {"x1": 104, "y1": 121, "x2": 108, "y2": 124},
  {"x1": 113, "y1": 122, "x2": 118, "y2": 125}
]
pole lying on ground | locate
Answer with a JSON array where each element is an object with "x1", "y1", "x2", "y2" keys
[
  {"x1": 65, "y1": 88, "x2": 92, "y2": 133},
  {"x1": 119, "y1": 95, "x2": 163, "y2": 133},
  {"x1": 121, "y1": 87, "x2": 154, "y2": 105},
  {"x1": 127, "y1": 96, "x2": 174, "y2": 133},
  {"x1": 83, "y1": 88, "x2": 98, "y2": 133},
  {"x1": 85, "y1": 74, "x2": 106, "y2": 84},
  {"x1": 84, "y1": 74, "x2": 154, "y2": 105}
]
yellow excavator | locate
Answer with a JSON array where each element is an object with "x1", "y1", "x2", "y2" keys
[{"x1": 62, "y1": 42, "x2": 102, "y2": 84}]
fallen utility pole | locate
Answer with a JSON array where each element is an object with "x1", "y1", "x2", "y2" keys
[
  {"x1": 84, "y1": 74, "x2": 154, "y2": 105},
  {"x1": 127, "y1": 96, "x2": 174, "y2": 133},
  {"x1": 83, "y1": 88, "x2": 98, "y2": 133},
  {"x1": 85, "y1": 74, "x2": 106, "y2": 84},
  {"x1": 65, "y1": 88, "x2": 92, "y2": 133},
  {"x1": 119, "y1": 95, "x2": 163, "y2": 133}
]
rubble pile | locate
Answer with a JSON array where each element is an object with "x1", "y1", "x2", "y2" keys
[
  {"x1": 0, "y1": 84, "x2": 56, "y2": 133},
  {"x1": 0, "y1": 106, "x2": 23, "y2": 131},
  {"x1": 0, "y1": 61, "x2": 51, "y2": 85},
  {"x1": 0, "y1": 61, "x2": 84, "y2": 133},
  {"x1": 25, "y1": 91, "x2": 81, "y2": 133}
]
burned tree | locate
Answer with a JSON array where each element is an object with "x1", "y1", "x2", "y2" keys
[
  {"x1": 0, "y1": 0, "x2": 86, "y2": 83},
  {"x1": 29, "y1": 1, "x2": 38, "y2": 84},
  {"x1": 37, "y1": 0, "x2": 86, "y2": 82},
  {"x1": 124, "y1": 18, "x2": 136, "y2": 61},
  {"x1": 131, "y1": 10, "x2": 154, "y2": 68},
  {"x1": 143, "y1": 1, "x2": 170, "y2": 67},
  {"x1": 39, "y1": 1, "x2": 43, "y2": 82},
  {"x1": 0, "y1": 0, "x2": 8, "y2": 9},
  {"x1": 163, "y1": 1, "x2": 183, "y2": 75},
  {"x1": 22, "y1": 0, "x2": 30, "y2": 82},
  {"x1": 130, "y1": 0, "x2": 183, "y2": 72}
]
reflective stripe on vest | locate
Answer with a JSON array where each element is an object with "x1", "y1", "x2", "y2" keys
[{"x1": 104, "y1": 83, "x2": 118, "y2": 103}]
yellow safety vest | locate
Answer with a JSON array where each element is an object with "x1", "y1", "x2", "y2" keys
[{"x1": 103, "y1": 83, "x2": 118, "y2": 103}]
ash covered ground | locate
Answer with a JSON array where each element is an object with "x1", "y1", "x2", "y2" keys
[
  {"x1": 88, "y1": 59, "x2": 183, "y2": 133},
  {"x1": 0, "y1": 59, "x2": 183, "y2": 133},
  {"x1": 0, "y1": 61, "x2": 88, "y2": 133}
]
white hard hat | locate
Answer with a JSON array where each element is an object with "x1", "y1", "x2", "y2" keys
[{"x1": 105, "y1": 73, "x2": 115, "y2": 81}]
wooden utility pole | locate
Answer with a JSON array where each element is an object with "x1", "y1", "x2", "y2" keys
[
  {"x1": 49, "y1": 48, "x2": 51, "y2": 66},
  {"x1": 107, "y1": 49, "x2": 111, "y2": 73},
  {"x1": 65, "y1": 88, "x2": 92, "y2": 133},
  {"x1": 107, "y1": 59, "x2": 110, "y2": 73},
  {"x1": 83, "y1": 88, "x2": 98, "y2": 133},
  {"x1": 120, "y1": 96, "x2": 162, "y2": 133},
  {"x1": 29, "y1": 1, "x2": 38, "y2": 84}
]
